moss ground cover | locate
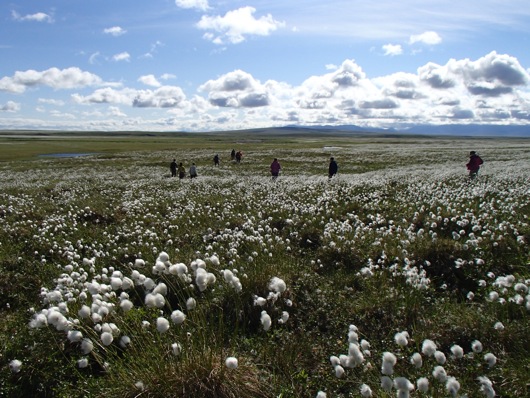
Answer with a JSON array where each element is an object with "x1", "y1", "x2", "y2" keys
[{"x1": 0, "y1": 134, "x2": 529, "y2": 397}]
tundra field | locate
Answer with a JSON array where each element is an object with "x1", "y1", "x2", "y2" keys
[{"x1": 0, "y1": 133, "x2": 529, "y2": 398}]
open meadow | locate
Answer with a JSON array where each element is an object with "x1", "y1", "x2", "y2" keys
[{"x1": 0, "y1": 132, "x2": 529, "y2": 397}]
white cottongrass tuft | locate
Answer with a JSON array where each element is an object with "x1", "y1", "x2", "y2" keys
[
  {"x1": 101, "y1": 332, "x2": 113, "y2": 346},
  {"x1": 421, "y1": 339, "x2": 437, "y2": 356},
  {"x1": 380, "y1": 375, "x2": 393, "y2": 392},
  {"x1": 348, "y1": 329, "x2": 359, "y2": 344},
  {"x1": 278, "y1": 311, "x2": 289, "y2": 324},
  {"x1": 9, "y1": 359, "x2": 22, "y2": 373},
  {"x1": 316, "y1": 392, "x2": 327, "y2": 398},
  {"x1": 334, "y1": 365, "x2": 345, "y2": 378},
  {"x1": 78, "y1": 305, "x2": 91, "y2": 319},
  {"x1": 120, "y1": 299, "x2": 134, "y2": 312},
  {"x1": 450, "y1": 344, "x2": 464, "y2": 359},
  {"x1": 410, "y1": 352, "x2": 422, "y2": 368},
  {"x1": 225, "y1": 356, "x2": 238, "y2": 369},
  {"x1": 171, "y1": 310, "x2": 186, "y2": 325},
  {"x1": 484, "y1": 352, "x2": 497, "y2": 368},
  {"x1": 145, "y1": 292, "x2": 165, "y2": 308},
  {"x1": 253, "y1": 296, "x2": 267, "y2": 306},
  {"x1": 381, "y1": 351, "x2": 397, "y2": 375},
  {"x1": 171, "y1": 342, "x2": 182, "y2": 356},
  {"x1": 360, "y1": 383, "x2": 372, "y2": 397},
  {"x1": 186, "y1": 297, "x2": 197, "y2": 310},
  {"x1": 445, "y1": 376, "x2": 460, "y2": 397},
  {"x1": 394, "y1": 377, "x2": 414, "y2": 392},
  {"x1": 119, "y1": 335, "x2": 131, "y2": 348},
  {"x1": 260, "y1": 310, "x2": 272, "y2": 331},
  {"x1": 156, "y1": 317, "x2": 170, "y2": 333},
  {"x1": 471, "y1": 340, "x2": 483, "y2": 353},
  {"x1": 67, "y1": 330, "x2": 83, "y2": 343},
  {"x1": 81, "y1": 338, "x2": 94, "y2": 354},
  {"x1": 432, "y1": 365, "x2": 448, "y2": 382},
  {"x1": 29, "y1": 313, "x2": 48, "y2": 328},
  {"x1": 347, "y1": 343, "x2": 365, "y2": 367},
  {"x1": 478, "y1": 376, "x2": 495, "y2": 398},
  {"x1": 434, "y1": 350, "x2": 447, "y2": 364},
  {"x1": 330, "y1": 356, "x2": 340, "y2": 367},
  {"x1": 77, "y1": 358, "x2": 89, "y2": 368},
  {"x1": 493, "y1": 321, "x2": 505, "y2": 331},
  {"x1": 417, "y1": 377, "x2": 429, "y2": 392},
  {"x1": 394, "y1": 331, "x2": 409, "y2": 346},
  {"x1": 269, "y1": 276, "x2": 287, "y2": 293},
  {"x1": 153, "y1": 282, "x2": 168, "y2": 296}
]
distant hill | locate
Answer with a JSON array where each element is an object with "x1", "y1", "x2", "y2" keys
[
  {"x1": 1, "y1": 124, "x2": 528, "y2": 137},
  {"x1": 287, "y1": 124, "x2": 530, "y2": 137}
]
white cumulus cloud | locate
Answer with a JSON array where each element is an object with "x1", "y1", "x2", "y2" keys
[
  {"x1": 112, "y1": 52, "x2": 130, "y2": 62},
  {"x1": 382, "y1": 44, "x2": 403, "y2": 56},
  {"x1": 197, "y1": 6, "x2": 285, "y2": 44},
  {"x1": 138, "y1": 75, "x2": 162, "y2": 87},
  {"x1": 0, "y1": 67, "x2": 102, "y2": 93},
  {"x1": 12, "y1": 10, "x2": 53, "y2": 23},
  {"x1": 1, "y1": 101, "x2": 20, "y2": 112},
  {"x1": 409, "y1": 31, "x2": 442, "y2": 45},
  {"x1": 175, "y1": 0, "x2": 209, "y2": 11},
  {"x1": 103, "y1": 26, "x2": 127, "y2": 36}
]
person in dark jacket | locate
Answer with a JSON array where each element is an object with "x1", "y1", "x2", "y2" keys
[
  {"x1": 328, "y1": 157, "x2": 338, "y2": 179},
  {"x1": 466, "y1": 151, "x2": 483, "y2": 179},
  {"x1": 170, "y1": 159, "x2": 177, "y2": 177},
  {"x1": 270, "y1": 158, "x2": 281, "y2": 180}
]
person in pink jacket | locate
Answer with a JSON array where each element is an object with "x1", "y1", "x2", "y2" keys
[
  {"x1": 270, "y1": 158, "x2": 281, "y2": 180},
  {"x1": 466, "y1": 151, "x2": 483, "y2": 179}
]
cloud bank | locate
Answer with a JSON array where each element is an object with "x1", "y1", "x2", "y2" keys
[{"x1": 1, "y1": 52, "x2": 529, "y2": 131}]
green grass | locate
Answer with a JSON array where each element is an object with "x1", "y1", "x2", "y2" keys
[{"x1": 0, "y1": 132, "x2": 529, "y2": 397}]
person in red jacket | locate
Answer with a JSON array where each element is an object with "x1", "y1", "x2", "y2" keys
[
  {"x1": 466, "y1": 151, "x2": 483, "y2": 179},
  {"x1": 270, "y1": 158, "x2": 281, "y2": 180}
]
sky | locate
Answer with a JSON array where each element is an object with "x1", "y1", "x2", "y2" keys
[{"x1": 1, "y1": 0, "x2": 530, "y2": 132}]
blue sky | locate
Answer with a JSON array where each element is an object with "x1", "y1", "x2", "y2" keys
[{"x1": 1, "y1": 0, "x2": 530, "y2": 131}]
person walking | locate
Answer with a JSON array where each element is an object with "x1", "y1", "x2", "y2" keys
[
  {"x1": 213, "y1": 154, "x2": 220, "y2": 167},
  {"x1": 466, "y1": 151, "x2": 483, "y2": 179},
  {"x1": 178, "y1": 162, "x2": 186, "y2": 179},
  {"x1": 170, "y1": 159, "x2": 177, "y2": 177},
  {"x1": 189, "y1": 163, "x2": 198, "y2": 179},
  {"x1": 270, "y1": 158, "x2": 281, "y2": 180},
  {"x1": 328, "y1": 157, "x2": 338, "y2": 179}
]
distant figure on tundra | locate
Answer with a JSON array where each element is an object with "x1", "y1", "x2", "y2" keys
[
  {"x1": 270, "y1": 158, "x2": 281, "y2": 180},
  {"x1": 231, "y1": 149, "x2": 236, "y2": 161},
  {"x1": 235, "y1": 151, "x2": 242, "y2": 163},
  {"x1": 170, "y1": 159, "x2": 177, "y2": 177},
  {"x1": 328, "y1": 157, "x2": 338, "y2": 179},
  {"x1": 178, "y1": 162, "x2": 186, "y2": 179},
  {"x1": 466, "y1": 151, "x2": 483, "y2": 179},
  {"x1": 189, "y1": 163, "x2": 198, "y2": 179},
  {"x1": 213, "y1": 154, "x2": 220, "y2": 167}
]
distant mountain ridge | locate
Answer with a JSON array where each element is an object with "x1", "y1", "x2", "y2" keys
[{"x1": 286, "y1": 124, "x2": 530, "y2": 137}]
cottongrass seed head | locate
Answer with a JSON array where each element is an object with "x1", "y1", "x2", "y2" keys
[
  {"x1": 225, "y1": 356, "x2": 238, "y2": 369},
  {"x1": 421, "y1": 339, "x2": 437, "y2": 356},
  {"x1": 417, "y1": 377, "x2": 429, "y2": 392},
  {"x1": 9, "y1": 359, "x2": 22, "y2": 373},
  {"x1": 360, "y1": 383, "x2": 372, "y2": 397}
]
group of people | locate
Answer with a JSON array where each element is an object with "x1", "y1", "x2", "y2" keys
[
  {"x1": 171, "y1": 150, "x2": 483, "y2": 181},
  {"x1": 230, "y1": 149, "x2": 243, "y2": 163},
  {"x1": 170, "y1": 159, "x2": 198, "y2": 179}
]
